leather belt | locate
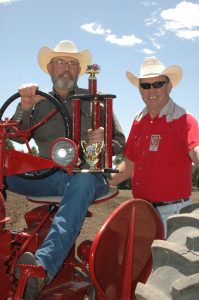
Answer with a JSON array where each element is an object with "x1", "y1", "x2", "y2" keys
[{"x1": 152, "y1": 198, "x2": 189, "y2": 207}]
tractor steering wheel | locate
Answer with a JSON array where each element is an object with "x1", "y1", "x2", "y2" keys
[{"x1": 0, "y1": 90, "x2": 71, "y2": 179}]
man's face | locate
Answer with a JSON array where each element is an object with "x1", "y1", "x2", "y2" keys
[
  {"x1": 47, "y1": 56, "x2": 81, "y2": 90},
  {"x1": 138, "y1": 75, "x2": 172, "y2": 117}
]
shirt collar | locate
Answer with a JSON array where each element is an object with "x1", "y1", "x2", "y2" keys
[
  {"x1": 159, "y1": 97, "x2": 174, "y2": 118},
  {"x1": 135, "y1": 98, "x2": 180, "y2": 122}
]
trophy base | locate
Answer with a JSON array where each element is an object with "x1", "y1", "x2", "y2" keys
[{"x1": 73, "y1": 168, "x2": 119, "y2": 173}]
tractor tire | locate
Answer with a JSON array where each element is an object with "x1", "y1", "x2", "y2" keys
[{"x1": 135, "y1": 202, "x2": 199, "y2": 300}]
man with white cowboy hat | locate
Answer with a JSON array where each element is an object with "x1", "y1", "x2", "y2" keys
[
  {"x1": 6, "y1": 40, "x2": 125, "y2": 299},
  {"x1": 109, "y1": 56, "x2": 199, "y2": 236}
]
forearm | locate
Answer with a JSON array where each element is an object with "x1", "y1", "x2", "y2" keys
[
  {"x1": 109, "y1": 157, "x2": 133, "y2": 186},
  {"x1": 13, "y1": 104, "x2": 33, "y2": 130}
]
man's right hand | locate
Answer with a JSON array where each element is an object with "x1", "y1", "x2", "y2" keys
[{"x1": 19, "y1": 83, "x2": 44, "y2": 110}]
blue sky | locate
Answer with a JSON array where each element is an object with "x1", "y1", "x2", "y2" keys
[{"x1": 1, "y1": 0, "x2": 199, "y2": 139}]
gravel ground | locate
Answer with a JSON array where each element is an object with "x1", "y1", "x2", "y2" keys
[{"x1": 5, "y1": 190, "x2": 199, "y2": 245}]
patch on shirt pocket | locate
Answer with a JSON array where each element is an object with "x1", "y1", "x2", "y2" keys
[{"x1": 149, "y1": 135, "x2": 161, "y2": 151}]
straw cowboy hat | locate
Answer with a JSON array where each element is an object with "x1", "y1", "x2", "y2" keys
[
  {"x1": 37, "y1": 40, "x2": 92, "y2": 75},
  {"x1": 126, "y1": 57, "x2": 183, "y2": 88}
]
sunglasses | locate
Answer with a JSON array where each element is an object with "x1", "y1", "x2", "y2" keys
[{"x1": 139, "y1": 81, "x2": 168, "y2": 90}]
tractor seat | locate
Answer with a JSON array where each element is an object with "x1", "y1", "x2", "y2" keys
[{"x1": 27, "y1": 186, "x2": 119, "y2": 205}]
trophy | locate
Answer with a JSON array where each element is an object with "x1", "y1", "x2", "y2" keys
[
  {"x1": 80, "y1": 64, "x2": 103, "y2": 169},
  {"x1": 69, "y1": 63, "x2": 117, "y2": 173},
  {"x1": 81, "y1": 141, "x2": 104, "y2": 169}
]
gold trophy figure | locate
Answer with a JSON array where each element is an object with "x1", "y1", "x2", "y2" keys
[{"x1": 81, "y1": 141, "x2": 104, "y2": 169}]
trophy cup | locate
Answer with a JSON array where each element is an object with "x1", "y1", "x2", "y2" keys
[{"x1": 81, "y1": 141, "x2": 104, "y2": 169}]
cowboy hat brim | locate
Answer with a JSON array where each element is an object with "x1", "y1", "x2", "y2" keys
[
  {"x1": 38, "y1": 46, "x2": 92, "y2": 76},
  {"x1": 126, "y1": 65, "x2": 183, "y2": 88}
]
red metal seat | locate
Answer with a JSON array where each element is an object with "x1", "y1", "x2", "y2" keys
[{"x1": 89, "y1": 199, "x2": 164, "y2": 300}]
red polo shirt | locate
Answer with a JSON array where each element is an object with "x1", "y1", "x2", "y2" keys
[{"x1": 125, "y1": 102, "x2": 199, "y2": 202}]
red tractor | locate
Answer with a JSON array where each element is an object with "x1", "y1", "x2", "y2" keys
[{"x1": 0, "y1": 66, "x2": 164, "y2": 300}]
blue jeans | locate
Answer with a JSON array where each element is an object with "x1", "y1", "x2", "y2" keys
[
  {"x1": 6, "y1": 170, "x2": 108, "y2": 280},
  {"x1": 155, "y1": 199, "x2": 192, "y2": 238}
]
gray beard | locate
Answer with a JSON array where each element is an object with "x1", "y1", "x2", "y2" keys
[{"x1": 53, "y1": 78, "x2": 76, "y2": 91}]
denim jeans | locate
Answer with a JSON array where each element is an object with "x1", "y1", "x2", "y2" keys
[
  {"x1": 155, "y1": 199, "x2": 192, "y2": 238},
  {"x1": 6, "y1": 170, "x2": 108, "y2": 280}
]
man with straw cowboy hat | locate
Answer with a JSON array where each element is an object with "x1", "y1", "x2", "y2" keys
[
  {"x1": 6, "y1": 40, "x2": 125, "y2": 299},
  {"x1": 109, "y1": 56, "x2": 199, "y2": 236}
]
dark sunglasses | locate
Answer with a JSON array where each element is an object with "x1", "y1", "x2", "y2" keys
[{"x1": 139, "y1": 81, "x2": 168, "y2": 90}]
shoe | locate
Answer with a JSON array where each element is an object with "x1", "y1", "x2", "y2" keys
[{"x1": 14, "y1": 252, "x2": 46, "y2": 300}]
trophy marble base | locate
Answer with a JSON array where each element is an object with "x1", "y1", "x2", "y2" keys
[{"x1": 72, "y1": 168, "x2": 119, "y2": 173}]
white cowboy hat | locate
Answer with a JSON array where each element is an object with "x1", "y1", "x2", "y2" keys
[
  {"x1": 37, "y1": 40, "x2": 92, "y2": 75},
  {"x1": 126, "y1": 57, "x2": 183, "y2": 87}
]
